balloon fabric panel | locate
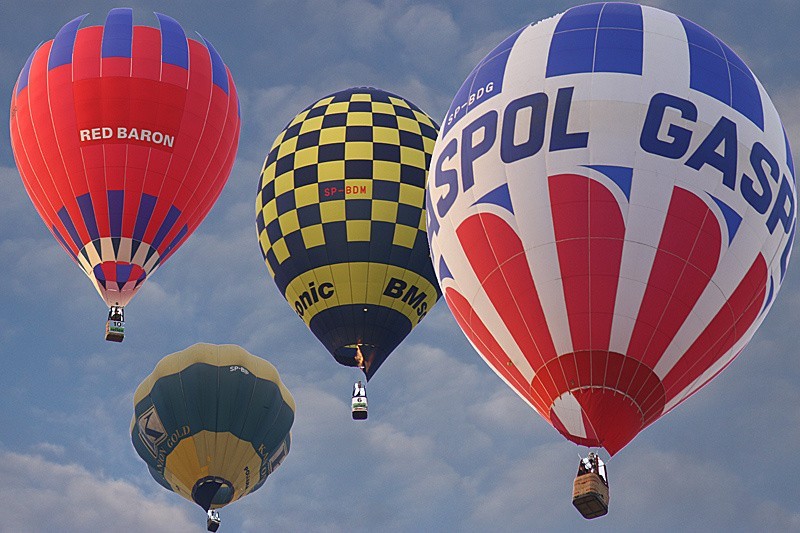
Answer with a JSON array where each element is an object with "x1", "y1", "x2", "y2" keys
[
  {"x1": 256, "y1": 87, "x2": 441, "y2": 379},
  {"x1": 9, "y1": 9, "x2": 240, "y2": 307}
]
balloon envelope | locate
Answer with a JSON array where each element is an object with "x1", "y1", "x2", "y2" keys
[
  {"x1": 256, "y1": 87, "x2": 441, "y2": 379},
  {"x1": 10, "y1": 8, "x2": 240, "y2": 307},
  {"x1": 131, "y1": 343, "x2": 295, "y2": 510},
  {"x1": 427, "y1": 2, "x2": 795, "y2": 455}
]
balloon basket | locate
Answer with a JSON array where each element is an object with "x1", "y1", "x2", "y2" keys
[
  {"x1": 104, "y1": 320, "x2": 125, "y2": 342},
  {"x1": 572, "y1": 473, "x2": 609, "y2": 519}
]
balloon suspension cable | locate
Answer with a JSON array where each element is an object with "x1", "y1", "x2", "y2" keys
[{"x1": 578, "y1": 446, "x2": 607, "y2": 462}]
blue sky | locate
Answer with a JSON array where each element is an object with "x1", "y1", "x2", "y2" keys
[{"x1": 1, "y1": 1, "x2": 799, "y2": 532}]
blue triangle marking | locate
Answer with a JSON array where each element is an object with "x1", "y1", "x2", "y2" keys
[
  {"x1": 426, "y1": 192, "x2": 441, "y2": 236},
  {"x1": 472, "y1": 183, "x2": 514, "y2": 214},
  {"x1": 583, "y1": 165, "x2": 632, "y2": 201},
  {"x1": 780, "y1": 224, "x2": 795, "y2": 281},
  {"x1": 708, "y1": 194, "x2": 742, "y2": 246},
  {"x1": 438, "y1": 256, "x2": 453, "y2": 281}
]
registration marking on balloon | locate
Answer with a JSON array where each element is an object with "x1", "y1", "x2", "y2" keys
[{"x1": 427, "y1": 3, "x2": 795, "y2": 454}]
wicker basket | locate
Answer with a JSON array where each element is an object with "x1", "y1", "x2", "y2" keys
[{"x1": 572, "y1": 473, "x2": 609, "y2": 519}]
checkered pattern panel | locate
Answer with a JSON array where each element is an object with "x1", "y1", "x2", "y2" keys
[{"x1": 256, "y1": 87, "x2": 439, "y2": 294}]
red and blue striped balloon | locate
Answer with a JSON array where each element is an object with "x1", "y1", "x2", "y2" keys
[{"x1": 10, "y1": 8, "x2": 240, "y2": 307}]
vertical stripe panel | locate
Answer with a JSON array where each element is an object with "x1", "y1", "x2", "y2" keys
[
  {"x1": 108, "y1": 190, "x2": 124, "y2": 237},
  {"x1": 52, "y1": 225, "x2": 78, "y2": 259},
  {"x1": 201, "y1": 36, "x2": 229, "y2": 94},
  {"x1": 162, "y1": 224, "x2": 188, "y2": 261},
  {"x1": 457, "y1": 213, "x2": 558, "y2": 369},
  {"x1": 116, "y1": 263, "x2": 133, "y2": 283},
  {"x1": 134, "y1": 194, "x2": 158, "y2": 241},
  {"x1": 76, "y1": 193, "x2": 100, "y2": 240},
  {"x1": 16, "y1": 47, "x2": 39, "y2": 95},
  {"x1": 626, "y1": 188, "x2": 721, "y2": 369},
  {"x1": 445, "y1": 287, "x2": 550, "y2": 416},
  {"x1": 48, "y1": 15, "x2": 86, "y2": 70},
  {"x1": 101, "y1": 8, "x2": 133, "y2": 58},
  {"x1": 661, "y1": 255, "x2": 767, "y2": 400},
  {"x1": 721, "y1": 43, "x2": 763, "y2": 129},
  {"x1": 550, "y1": 174, "x2": 625, "y2": 354},
  {"x1": 156, "y1": 13, "x2": 189, "y2": 69},
  {"x1": 682, "y1": 16, "x2": 764, "y2": 129},
  {"x1": 152, "y1": 205, "x2": 181, "y2": 250},
  {"x1": 57, "y1": 207, "x2": 83, "y2": 249}
]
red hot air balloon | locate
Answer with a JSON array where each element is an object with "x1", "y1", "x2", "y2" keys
[{"x1": 9, "y1": 8, "x2": 240, "y2": 341}]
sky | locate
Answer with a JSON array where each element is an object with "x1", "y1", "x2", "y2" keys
[{"x1": 1, "y1": 0, "x2": 799, "y2": 532}]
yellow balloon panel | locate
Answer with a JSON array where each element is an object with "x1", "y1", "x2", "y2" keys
[
  {"x1": 283, "y1": 262, "x2": 438, "y2": 327},
  {"x1": 163, "y1": 431, "x2": 264, "y2": 508}
]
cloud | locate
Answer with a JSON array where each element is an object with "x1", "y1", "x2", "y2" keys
[
  {"x1": 238, "y1": 84, "x2": 324, "y2": 154},
  {"x1": 614, "y1": 448, "x2": 800, "y2": 532},
  {"x1": 30, "y1": 442, "x2": 66, "y2": 458},
  {"x1": 0, "y1": 450, "x2": 195, "y2": 533},
  {"x1": 772, "y1": 85, "x2": 800, "y2": 149},
  {"x1": 227, "y1": 339, "x2": 561, "y2": 532},
  {"x1": 233, "y1": 1, "x2": 463, "y2": 140},
  {"x1": 391, "y1": 3, "x2": 460, "y2": 68},
  {"x1": 331, "y1": 0, "x2": 392, "y2": 52}
]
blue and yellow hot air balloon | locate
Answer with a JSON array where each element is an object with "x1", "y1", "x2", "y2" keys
[
  {"x1": 255, "y1": 87, "x2": 440, "y2": 414},
  {"x1": 131, "y1": 343, "x2": 294, "y2": 530}
]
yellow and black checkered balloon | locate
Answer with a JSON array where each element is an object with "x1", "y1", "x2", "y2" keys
[{"x1": 256, "y1": 87, "x2": 441, "y2": 380}]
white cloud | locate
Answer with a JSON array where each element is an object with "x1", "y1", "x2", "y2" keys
[
  {"x1": 0, "y1": 450, "x2": 195, "y2": 533},
  {"x1": 227, "y1": 339, "x2": 560, "y2": 532},
  {"x1": 772, "y1": 86, "x2": 800, "y2": 151},
  {"x1": 239, "y1": 84, "x2": 323, "y2": 152},
  {"x1": 391, "y1": 3, "x2": 460, "y2": 66},
  {"x1": 30, "y1": 442, "x2": 66, "y2": 458},
  {"x1": 335, "y1": 0, "x2": 392, "y2": 52},
  {"x1": 614, "y1": 448, "x2": 800, "y2": 532}
]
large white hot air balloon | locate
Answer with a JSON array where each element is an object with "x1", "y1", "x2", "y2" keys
[{"x1": 427, "y1": 2, "x2": 795, "y2": 460}]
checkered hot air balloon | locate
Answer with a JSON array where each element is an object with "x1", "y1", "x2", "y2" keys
[
  {"x1": 256, "y1": 87, "x2": 440, "y2": 383},
  {"x1": 427, "y1": 2, "x2": 796, "y2": 456},
  {"x1": 9, "y1": 8, "x2": 240, "y2": 329}
]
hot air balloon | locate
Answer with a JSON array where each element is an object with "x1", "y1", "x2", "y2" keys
[
  {"x1": 426, "y1": 2, "x2": 795, "y2": 517},
  {"x1": 132, "y1": 343, "x2": 294, "y2": 531},
  {"x1": 9, "y1": 8, "x2": 240, "y2": 341},
  {"x1": 255, "y1": 87, "x2": 441, "y2": 417}
]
